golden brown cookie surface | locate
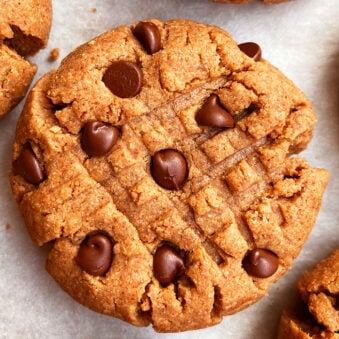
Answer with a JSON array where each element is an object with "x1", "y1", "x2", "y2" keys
[
  {"x1": 278, "y1": 249, "x2": 339, "y2": 338},
  {"x1": 10, "y1": 19, "x2": 329, "y2": 332},
  {"x1": 0, "y1": 0, "x2": 52, "y2": 119}
]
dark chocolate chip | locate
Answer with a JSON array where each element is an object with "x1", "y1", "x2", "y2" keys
[
  {"x1": 195, "y1": 94, "x2": 235, "y2": 128},
  {"x1": 82, "y1": 121, "x2": 119, "y2": 157},
  {"x1": 13, "y1": 145, "x2": 44, "y2": 185},
  {"x1": 102, "y1": 61, "x2": 142, "y2": 98},
  {"x1": 238, "y1": 42, "x2": 262, "y2": 61},
  {"x1": 75, "y1": 233, "x2": 113, "y2": 276},
  {"x1": 151, "y1": 149, "x2": 188, "y2": 190},
  {"x1": 153, "y1": 244, "x2": 185, "y2": 286},
  {"x1": 133, "y1": 21, "x2": 161, "y2": 55},
  {"x1": 242, "y1": 249, "x2": 279, "y2": 278}
]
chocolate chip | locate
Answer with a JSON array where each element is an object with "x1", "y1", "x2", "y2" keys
[
  {"x1": 102, "y1": 61, "x2": 142, "y2": 98},
  {"x1": 153, "y1": 244, "x2": 185, "y2": 286},
  {"x1": 242, "y1": 249, "x2": 279, "y2": 278},
  {"x1": 238, "y1": 42, "x2": 262, "y2": 61},
  {"x1": 133, "y1": 21, "x2": 161, "y2": 55},
  {"x1": 13, "y1": 145, "x2": 44, "y2": 185},
  {"x1": 151, "y1": 149, "x2": 188, "y2": 190},
  {"x1": 75, "y1": 233, "x2": 113, "y2": 276},
  {"x1": 81, "y1": 121, "x2": 119, "y2": 157},
  {"x1": 195, "y1": 94, "x2": 235, "y2": 128}
]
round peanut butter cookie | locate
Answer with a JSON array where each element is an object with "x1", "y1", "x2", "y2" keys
[
  {"x1": 10, "y1": 19, "x2": 329, "y2": 332},
  {"x1": 0, "y1": 0, "x2": 52, "y2": 119},
  {"x1": 278, "y1": 248, "x2": 339, "y2": 338}
]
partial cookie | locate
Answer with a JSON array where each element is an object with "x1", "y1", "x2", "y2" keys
[
  {"x1": 0, "y1": 44, "x2": 37, "y2": 119},
  {"x1": 10, "y1": 19, "x2": 329, "y2": 332},
  {"x1": 210, "y1": 0, "x2": 289, "y2": 4},
  {"x1": 0, "y1": 0, "x2": 52, "y2": 119},
  {"x1": 278, "y1": 249, "x2": 339, "y2": 338}
]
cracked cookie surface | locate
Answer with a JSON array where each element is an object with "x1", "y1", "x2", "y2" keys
[
  {"x1": 10, "y1": 19, "x2": 329, "y2": 332},
  {"x1": 0, "y1": 0, "x2": 52, "y2": 119},
  {"x1": 278, "y1": 248, "x2": 339, "y2": 338}
]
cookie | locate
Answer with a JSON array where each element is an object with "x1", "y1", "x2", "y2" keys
[
  {"x1": 0, "y1": 0, "x2": 52, "y2": 119},
  {"x1": 278, "y1": 249, "x2": 339, "y2": 338},
  {"x1": 10, "y1": 19, "x2": 329, "y2": 332}
]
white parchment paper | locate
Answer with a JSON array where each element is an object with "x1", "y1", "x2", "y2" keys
[{"x1": 0, "y1": 1, "x2": 338, "y2": 338}]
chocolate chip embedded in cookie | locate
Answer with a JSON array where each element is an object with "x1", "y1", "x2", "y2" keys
[
  {"x1": 0, "y1": 0, "x2": 52, "y2": 119},
  {"x1": 133, "y1": 21, "x2": 161, "y2": 55},
  {"x1": 195, "y1": 94, "x2": 235, "y2": 128},
  {"x1": 75, "y1": 233, "x2": 114, "y2": 276},
  {"x1": 13, "y1": 144, "x2": 45, "y2": 185},
  {"x1": 81, "y1": 121, "x2": 120, "y2": 157},
  {"x1": 151, "y1": 149, "x2": 188, "y2": 190},
  {"x1": 102, "y1": 61, "x2": 143, "y2": 98},
  {"x1": 238, "y1": 42, "x2": 262, "y2": 61},
  {"x1": 10, "y1": 19, "x2": 329, "y2": 332},
  {"x1": 242, "y1": 249, "x2": 279, "y2": 278},
  {"x1": 153, "y1": 244, "x2": 186, "y2": 286},
  {"x1": 278, "y1": 248, "x2": 339, "y2": 338}
]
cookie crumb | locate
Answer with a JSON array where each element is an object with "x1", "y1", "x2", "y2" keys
[
  {"x1": 91, "y1": 8, "x2": 97, "y2": 13},
  {"x1": 48, "y1": 48, "x2": 60, "y2": 62},
  {"x1": 5, "y1": 223, "x2": 11, "y2": 230}
]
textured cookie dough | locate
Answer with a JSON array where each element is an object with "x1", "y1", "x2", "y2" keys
[
  {"x1": 10, "y1": 19, "x2": 329, "y2": 332},
  {"x1": 278, "y1": 249, "x2": 339, "y2": 338},
  {"x1": 0, "y1": 0, "x2": 52, "y2": 119}
]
